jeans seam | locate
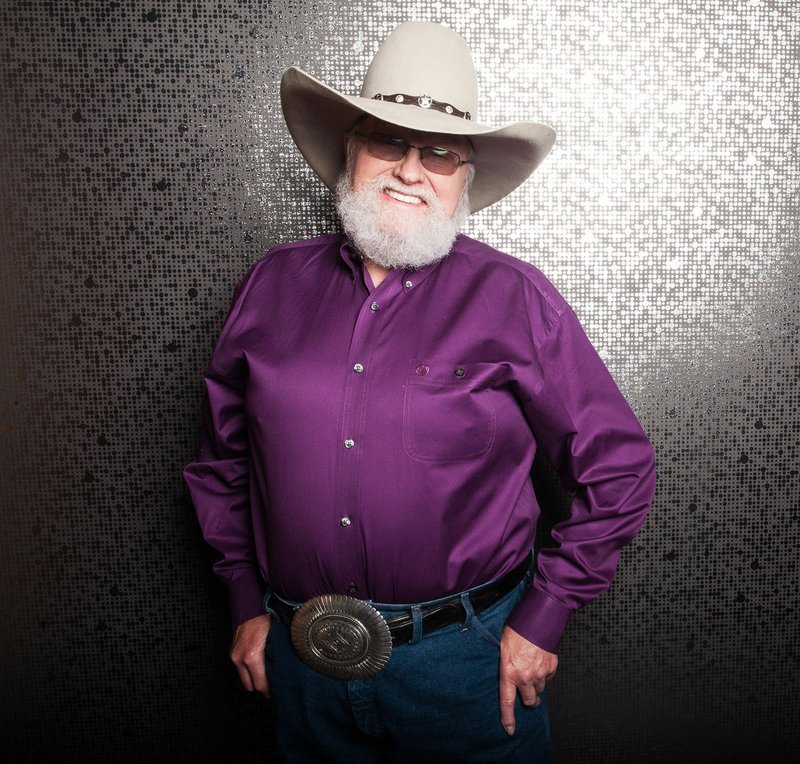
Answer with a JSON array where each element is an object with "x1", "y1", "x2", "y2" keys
[{"x1": 469, "y1": 611, "x2": 502, "y2": 647}]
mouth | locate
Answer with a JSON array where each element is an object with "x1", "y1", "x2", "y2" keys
[{"x1": 384, "y1": 188, "x2": 426, "y2": 206}]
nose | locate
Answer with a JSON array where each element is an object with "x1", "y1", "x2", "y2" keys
[{"x1": 392, "y1": 145, "x2": 425, "y2": 184}]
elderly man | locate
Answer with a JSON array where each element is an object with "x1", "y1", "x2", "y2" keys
[{"x1": 184, "y1": 21, "x2": 656, "y2": 763}]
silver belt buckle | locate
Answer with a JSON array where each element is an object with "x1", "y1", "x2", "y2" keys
[{"x1": 290, "y1": 594, "x2": 393, "y2": 679}]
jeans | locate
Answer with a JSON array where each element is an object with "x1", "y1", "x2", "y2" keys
[{"x1": 264, "y1": 579, "x2": 551, "y2": 763}]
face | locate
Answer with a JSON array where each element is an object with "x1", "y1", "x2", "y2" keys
[
  {"x1": 335, "y1": 118, "x2": 473, "y2": 271},
  {"x1": 347, "y1": 117, "x2": 472, "y2": 219}
]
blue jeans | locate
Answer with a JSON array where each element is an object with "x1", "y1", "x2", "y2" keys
[{"x1": 264, "y1": 580, "x2": 551, "y2": 763}]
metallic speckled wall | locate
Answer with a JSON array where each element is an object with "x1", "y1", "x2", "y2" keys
[{"x1": 1, "y1": 1, "x2": 797, "y2": 761}]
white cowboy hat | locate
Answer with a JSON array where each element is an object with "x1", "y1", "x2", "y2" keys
[{"x1": 280, "y1": 21, "x2": 556, "y2": 213}]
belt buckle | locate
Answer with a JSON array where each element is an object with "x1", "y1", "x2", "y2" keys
[{"x1": 290, "y1": 594, "x2": 393, "y2": 679}]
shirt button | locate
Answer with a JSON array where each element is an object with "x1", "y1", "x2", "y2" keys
[
  {"x1": 353, "y1": 363, "x2": 364, "y2": 373},
  {"x1": 454, "y1": 367, "x2": 466, "y2": 377},
  {"x1": 415, "y1": 363, "x2": 430, "y2": 376},
  {"x1": 404, "y1": 280, "x2": 413, "y2": 289},
  {"x1": 348, "y1": 583, "x2": 358, "y2": 594},
  {"x1": 340, "y1": 516, "x2": 351, "y2": 527},
  {"x1": 344, "y1": 439, "x2": 355, "y2": 449},
  {"x1": 370, "y1": 301, "x2": 380, "y2": 312}
]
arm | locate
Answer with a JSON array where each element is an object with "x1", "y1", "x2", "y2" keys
[
  {"x1": 501, "y1": 305, "x2": 656, "y2": 730},
  {"x1": 508, "y1": 304, "x2": 656, "y2": 650},
  {"x1": 184, "y1": 333, "x2": 271, "y2": 691},
  {"x1": 183, "y1": 265, "x2": 270, "y2": 643}
]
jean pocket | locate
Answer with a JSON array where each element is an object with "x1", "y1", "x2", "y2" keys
[
  {"x1": 465, "y1": 578, "x2": 529, "y2": 648},
  {"x1": 471, "y1": 611, "x2": 503, "y2": 648}
]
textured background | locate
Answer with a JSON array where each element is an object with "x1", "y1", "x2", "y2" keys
[{"x1": 1, "y1": 1, "x2": 798, "y2": 762}]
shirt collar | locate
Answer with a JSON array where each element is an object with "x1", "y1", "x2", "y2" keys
[
  {"x1": 337, "y1": 234, "x2": 462, "y2": 291},
  {"x1": 338, "y1": 236, "x2": 361, "y2": 280}
]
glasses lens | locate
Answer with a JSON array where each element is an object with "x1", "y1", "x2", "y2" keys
[
  {"x1": 366, "y1": 133, "x2": 407, "y2": 162},
  {"x1": 419, "y1": 147, "x2": 460, "y2": 175}
]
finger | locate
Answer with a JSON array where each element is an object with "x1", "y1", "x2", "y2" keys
[
  {"x1": 231, "y1": 639, "x2": 255, "y2": 692},
  {"x1": 247, "y1": 654, "x2": 270, "y2": 698},
  {"x1": 498, "y1": 678, "x2": 518, "y2": 735},
  {"x1": 235, "y1": 661, "x2": 255, "y2": 693},
  {"x1": 518, "y1": 684, "x2": 540, "y2": 707}
]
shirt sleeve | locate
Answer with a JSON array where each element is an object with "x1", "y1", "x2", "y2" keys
[
  {"x1": 182, "y1": 265, "x2": 267, "y2": 628},
  {"x1": 504, "y1": 303, "x2": 657, "y2": 653}
]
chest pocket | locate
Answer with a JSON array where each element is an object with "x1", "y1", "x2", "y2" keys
[{"x1": 402, "y1": 360, "x2": 497, "y2": 462}]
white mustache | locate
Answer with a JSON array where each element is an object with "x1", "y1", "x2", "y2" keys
[{"x1": 372, "y1": 178, "x2": 438, "y2": 207}]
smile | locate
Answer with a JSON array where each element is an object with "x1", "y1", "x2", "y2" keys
[{"x1": 384, "y1": 188, "x2": 425, "y2": 205}]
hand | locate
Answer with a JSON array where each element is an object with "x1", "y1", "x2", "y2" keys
[
  {"x1": 230, "y1": 613, "x2": 272, "y2": 698},
  {"x1": 498, "y1": 626, "x2": 558, "y2": 735}
]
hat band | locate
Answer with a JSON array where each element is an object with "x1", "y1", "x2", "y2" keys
[{"x1": 371, "y1": 92, "x2": 472, "y2": 121}]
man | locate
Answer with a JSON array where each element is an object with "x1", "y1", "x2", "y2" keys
[{"x1": 184, "y1": 21, "x2": 656, "y2": 763}]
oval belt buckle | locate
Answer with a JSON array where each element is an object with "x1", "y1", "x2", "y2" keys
[{"x1": 290, "y1": 594, "x2": 393, "y2": 680}]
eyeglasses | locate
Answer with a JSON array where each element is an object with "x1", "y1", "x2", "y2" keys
[{"x1": 354, "y1": 130, "x2": 472, "y2": 176}]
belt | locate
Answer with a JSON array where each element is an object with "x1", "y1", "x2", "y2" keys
[{"x1": 270, "y1": 556, "x2": 530, "y2": 648}]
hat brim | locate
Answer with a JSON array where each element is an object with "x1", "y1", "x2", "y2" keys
[{"x1": 280, "y1": 66, "x2": 556, "y2": 213}]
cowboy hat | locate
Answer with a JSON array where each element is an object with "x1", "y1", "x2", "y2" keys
[{"x1": 280, "y1": 21, "x2": 556, "y2": 213}]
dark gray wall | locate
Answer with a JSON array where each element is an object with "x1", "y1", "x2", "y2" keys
[{"x1": 1, "y1": 1, "x2": 797, "y2": 761}]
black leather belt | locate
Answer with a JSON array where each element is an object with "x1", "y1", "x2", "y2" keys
[{"x1": 271, "y1": 556, "x2": 530, "y2": 648}]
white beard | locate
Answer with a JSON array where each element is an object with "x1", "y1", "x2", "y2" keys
[{"x1": 334, "y1": 167, "x2": 471, "y2": 271}]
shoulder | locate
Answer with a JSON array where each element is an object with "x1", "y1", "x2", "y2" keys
[
  {"x1": 247, "y1": 233, "x2": 344, "y2": 277},
  {"x1": 449, "y1": 235, "x2": 570, "y2": 324},
  {"x1": 233, "y1": 233, "x2": 345, "y2": 295},
  {"x1": 262, "y1": 232, "x2": 346, "y2": 259},
  {"x1": 210, "y1": 234, "x2": 346, "y2": 361}
]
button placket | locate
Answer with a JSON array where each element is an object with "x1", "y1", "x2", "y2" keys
[{"x1": 333, "y1": 275, "x2": 400, "y2": 593}]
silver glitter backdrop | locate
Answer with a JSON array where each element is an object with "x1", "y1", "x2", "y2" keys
[{"x1": 1, "y1": 1, "x2": 797, "y2": 761}]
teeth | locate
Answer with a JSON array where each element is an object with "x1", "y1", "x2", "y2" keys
[{"x1": 386, "y1": 188, "x2": 423, "y2": 205}]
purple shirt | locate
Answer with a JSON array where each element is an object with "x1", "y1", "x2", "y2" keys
[{"x1": 183, "y1": 233, "x2": 656, "y2": 653}]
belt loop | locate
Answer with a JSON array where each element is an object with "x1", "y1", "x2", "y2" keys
[
  {"x1": 459, "y1": 592, "x2": 475, "y2": 629},
  {"x1": 523, "y1": 568, "x2": 533, "y2": 591},
  {"x1": 410, "y1": 605, "x2": 423, "y2": 644},
  {"x1": 263, "y1": 588, "x2": 280, "y2": 621}
]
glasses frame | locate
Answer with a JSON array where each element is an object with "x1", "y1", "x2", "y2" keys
[{"x1": 353, "y1": 130, "x2": 473, "y2": 176}]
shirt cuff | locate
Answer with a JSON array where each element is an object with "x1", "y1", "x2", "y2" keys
[
  {"x1": 226, "y1": 569, "x2": 268, "y2": 628},
  {"x1": 504, "y1": 584, "x2": 574, "y2": 654}
]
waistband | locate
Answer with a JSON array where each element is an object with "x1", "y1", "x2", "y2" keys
[{"x1": 267, "y1": 555, "x2": 532, "y2": 647}]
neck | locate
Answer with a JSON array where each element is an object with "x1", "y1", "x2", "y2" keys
[{"x1": 364, "y1": 258, "x2": 392, "y2": 288}]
